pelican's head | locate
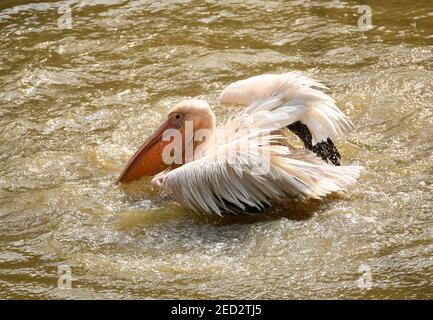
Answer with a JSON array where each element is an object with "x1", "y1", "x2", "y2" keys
[
  {"x1": 167, "y1": 99, "x2": 215, "y2": 132},
  {"x1": 117, "y1": 99, "x2": 215, "y2": 183}
]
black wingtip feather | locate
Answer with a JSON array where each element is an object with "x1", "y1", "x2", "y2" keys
[{"x1": 287, "y1": 121, "x2": 341, "y2": 166}]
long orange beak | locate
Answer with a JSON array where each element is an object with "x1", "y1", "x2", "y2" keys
[{"x1": 117, "y1": 119, "x2": 177, "y2": 183}]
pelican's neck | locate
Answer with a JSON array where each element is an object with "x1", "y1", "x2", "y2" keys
[{"x1": 207, "y1": 108, "x2": 216, "y2": 132}]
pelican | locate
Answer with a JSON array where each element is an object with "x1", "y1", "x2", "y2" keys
[{"x1": 118, "y1": 72, "x2": 363, "y2": 215}]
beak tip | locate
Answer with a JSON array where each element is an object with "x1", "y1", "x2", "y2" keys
[{"x1": 116, "y1": 173, "x2": 129, "y2": 184}]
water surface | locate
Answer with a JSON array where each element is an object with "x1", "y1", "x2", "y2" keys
[{"x1": 0, "y1": 0, "x2": 432, "y2": 299}]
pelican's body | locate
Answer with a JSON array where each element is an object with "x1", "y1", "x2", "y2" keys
[{"x1": 118, "y1": 72, "x2": 363, "y2": 215}]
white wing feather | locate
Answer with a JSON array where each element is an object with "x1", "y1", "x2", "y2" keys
[{"x1": 219, "y1": 72, "x2": 353, "y2": 144}]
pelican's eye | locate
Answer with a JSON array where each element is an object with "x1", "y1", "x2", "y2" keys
[{"x1": 175, "y1": 114, "x2": 181, "y2": 120}]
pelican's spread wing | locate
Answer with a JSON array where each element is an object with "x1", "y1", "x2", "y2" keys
[
  {"x1": 152, "y1": 129, "x2": 362, "y2": 215},
  {"x1": 219, "y1": 72, "x2": 354, "y2": 165}
]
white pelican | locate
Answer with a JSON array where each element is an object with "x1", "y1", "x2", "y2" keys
[{"x1": 118, "y1": 72, "x2": 363, "y2": 215}]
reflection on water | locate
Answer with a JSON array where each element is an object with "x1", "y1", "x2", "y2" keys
[{"x1": 0, "y1": 0, "x2": 432, "y2": 299}]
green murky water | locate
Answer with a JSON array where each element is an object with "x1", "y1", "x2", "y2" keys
[{"x1": 0, "y1": 0, "x2": 432, "y2": 299}]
